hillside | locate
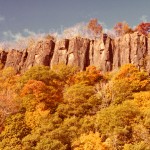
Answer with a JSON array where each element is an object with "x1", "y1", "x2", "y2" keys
[{"x1": 0, "y1": 63, "x2": 150, "y2": 149}]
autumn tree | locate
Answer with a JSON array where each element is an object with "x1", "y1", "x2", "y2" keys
[
  {"x1": 0, "y1": 113, "x2": 31, "y2": 150},
  {"x1": 87, "y1": 18, "x2": 103, "y2": 38},
  {"x1": 96, "y1": 101, "x2": 140, "y2": 149},
  {"x1": 113, "y1": 22, "x2": 133, "y2": 36},
  {"x1": 20, "y1": 80, "x2": 62, "y2": 111},
  {"x1": 73, "y1": 66, "x2": 103, "y2": 85},
  {"x1": 72, "y1": 132, "x2": 107, "y2": 150},
  {"x1": 135, "y1": 22, "x2": 150, "y2": 36}
]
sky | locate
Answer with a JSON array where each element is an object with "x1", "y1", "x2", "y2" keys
[{"x1": 0, "y1": 0, "x2": 149, "y2": 41}]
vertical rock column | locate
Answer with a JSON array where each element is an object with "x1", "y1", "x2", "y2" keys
[
  {"x1": 130, "y1": 32, "x2": 147, "y2": 69},
  {"x1": 120, "y1": 34, "x2": 131, "y2": 65},
  {"x1": 0, "y1": 50, "x2": 8, "y2": 67},
  {"x1": 4, "y1": 49, "x2": 23, "y2": 73},
  {"x1": 20, "y1": 39, "x2": 55, "y2": 73},
  {"x1": 146, "y1": 36, "x2": 150, "y2": 73},
  {"x1": 67, "y1": 37, "x2": 90, "y2": 70},
  {"x1": 50, "y1": 39, "x2": 69, "y2": 67},
  {"x1": 90, "y1": 37, "x2": 113, "y2": 72}
]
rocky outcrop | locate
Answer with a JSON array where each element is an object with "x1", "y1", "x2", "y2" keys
[
  {"x1": 0, "y1": 51, "x2": 8, "y2": 66},
  {"x1": 20, "y1": 39, "x2": 55, "y2": 73},
  {"x1": 4, "y1": 49, "x2": 22, "y2": 72},
  {"x1": 51, "y1": 37, "x2": 90, "y2": 70},
  {"x1": 51, "y1": 39, "x2": 69, "y2": 67},
  {"x1": 113, "y1": 32, "x2": 148, "y2": 71},
  {"x1": 89, "y1": 37, "x2": 113, "y2": 71},
  {"x1": 67, "y1": 37, "x2": 90, "y2": 70},
  {"x1": 0, "y1": 32, "x2": 150, "y2": 73}
]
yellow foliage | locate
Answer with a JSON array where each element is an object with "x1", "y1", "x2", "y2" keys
[
  {"x1": 133, "y1": 91, "x2": 150, "y2": 110},
  {"x1": 72, "y1": 132, "x2": 107, "y2": 150},
  {"x1": 25, "y1": 104, "x2": 50, "y2": 129}
]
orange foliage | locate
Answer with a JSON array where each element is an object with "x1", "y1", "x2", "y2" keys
[
  {"x1": 74, "y1": 66, "x2": 102, "y2": 85},
  {"x1": 21, "y1": 80, "x2": 48, "y2": 97},
  {"x1": 114, "y1": 22, "x2": 133, "y2": 36},
  {"x1": 21, "y1": 80, "x2": 63, "y2": 108},
  {"x1": 87, "y1": 18, "x2": 103, "y2": 36},
  {"x1": 113, "y1": 64, "x2": 150, "y2": 92}
]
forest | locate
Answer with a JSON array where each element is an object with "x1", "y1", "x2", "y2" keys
[{"x1": 0, "y1": 63, "x2": 150, "y2": 150}]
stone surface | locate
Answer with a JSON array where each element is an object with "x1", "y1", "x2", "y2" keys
[
  {"x1": 20, "y1": 39, "x2": 55, "y2": 73},
  {"x1": 1, "y1": 32, "x2": 150, "y2": 73},
  {"x1": 4, "y1": 49, "x2": 22, "y2": 72},
  {"x1": 51, "y1": 39, "x2": 69, "y2": 67},
  {"x1": 0, "y1": 50, "x2": 8, "y2": 66},
  {"x1": 67, "y1": 37, "x2": 90, "y2": 70}
]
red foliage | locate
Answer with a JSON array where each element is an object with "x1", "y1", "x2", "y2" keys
[{"x1": 135, "y1": 22, "x2": 150, "y2": 35}]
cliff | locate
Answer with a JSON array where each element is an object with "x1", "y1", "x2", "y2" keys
[{"x1": 1, "y1": 32, "x2": 150, "y2": 73}]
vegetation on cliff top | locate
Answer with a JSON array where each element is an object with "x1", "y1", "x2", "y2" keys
[{"x1": 0, "y1": 19, "x2": 150, "y2": 51}]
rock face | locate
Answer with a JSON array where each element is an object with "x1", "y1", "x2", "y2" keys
[
  {"x1": 0, "y1": 51, "x2": 8, "y2": 66},
  {"x1": 51, "y1": 39, "x2": 69, "y2": 67},
  {"x1": 113, "y1": 32, "x2": 148, "y2": 71},
  {"x1": 0, "y1": 32, "x2": 150, "y2": 73},
  {"x1": 51, "y1": 37, "x2": 90, "y2": 70},
  {"x1": 67, "y1": 37, "x2": 90, "y2": 70},
  {"x1": 20, "y1": 39, "x2": 55, "y2": 73},
  {"x1": 4, "y1": 49, "x2": 22, "y2": 72}
]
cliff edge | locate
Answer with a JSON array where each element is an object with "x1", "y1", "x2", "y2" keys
[{"x1": 1, "y1": 32, "x2": 150, "y2": 73}]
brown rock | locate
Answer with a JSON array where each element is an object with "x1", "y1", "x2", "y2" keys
[
  {"x1": 113, "y1": 38, "x2": 120, "y2": 70},
  {"x1": 67, "y1": 37, "x2": 90, "y2": 70},
  {"x1": 90, "y1": 36, "x2": 113, "y2": 72},
  {"x1": 0, "y1": 50, "x2": 8, "y2": 66},
  {"x1": 146, "y1": 36, "x2": 150, "y2": 73},
  {"x1": 130, "y1": 32, "x2": 147, "y2": 69},
  {"x1": 4, "y1": 49, "x2": 22, "y2": 72},
  {"x1": 0, "y1": 32, "x2": 150, "y2": 73},
  {"x1": 51, "y1": 39, "x2": 69, "y2": 67},
  {"x1": 21, "y1": 39, "x2": 55, "y2": 73}
]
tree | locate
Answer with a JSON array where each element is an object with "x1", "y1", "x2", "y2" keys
[
  {"x1": 135, "y1": 22, "x2": 150, "y2": 36},
  {"x1": 96, "y1": 101, "x2": 140, "y2": 148},
  {"x1": 20, "y1": 80, "x2": 62, "y2": 111},
  {"x1": 0, "y1": 113, "x2": 31, "y2": 149},
  {"x1": 124, "y1": 142, "x2": 150, "y2": 150},
  {"x1": 72, "y1": 132, "x2": 107, "y2": 150},
  {"x1": 18, "y1": 65, "x2": 53, "y2": 86},
  {"x1": 73, "y1": 66, "x2": 102, "y2": 85},
  {"x1": 87, "y1": 18, "x2": 103, "y2": 38},
  {"x1": 113, "y1": 64, "x2": 150, "y2": 92},
  {"x1": 113, "y1": 22, "x2": 133, "y2": 36}
]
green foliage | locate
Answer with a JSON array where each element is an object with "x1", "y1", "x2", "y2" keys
[
  {"x1": 0, "y1": 113, "x2": 31, "y2": 139},
  {"x1": 96, "y1": 101, "x2": 140, "y2": 148},
  {"x1": 35, "y1": 139, "x2": 67, "y2": 150},
  {"x1": 57, "y1": 83, "x2": 101, "y2": 118},
  {"x1": 124, "y1": 142, "x2": 150, "y2": 150},
  {"x1": 19, "y1": 65, "x2": 54, "y2": 86},
  {"x1": 52, "y1": 63, "x2": 79, "y2": 85},
  {"x1": 0, "y1": 113, "x2": 31, "y2": 149}
]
